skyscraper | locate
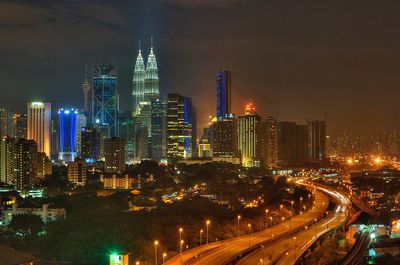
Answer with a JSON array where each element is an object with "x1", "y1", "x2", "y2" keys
[
  {"x1": 151, "y1": 98, "x2": 164, "y2": 160},
  {"x1": 12, "y1": 113, "x2": 27, "y2": 139},
  {"x1": 260, "y1": 117, "x2": 278, "y2": 168},
  {"x1": 13, "y1": 139, "x2": 38, "y2": 190},
  {"x1": 0, "y1": 137, "x2": 15, "y2": 184},
  {"x1": 81, "y1": 125, "x2": 100, "y2": 163},
  {"x1": 166, "y1": 93, "x2": 195, "y2": 160},
  {"x1": 213, "y1": 114, "x2": 238, "y2": 160},
  {"x1": 216, "y1": 70, "x2": 231, "y2": 119},
  {"x1": 237, "y1": 103, "x2": 261, "y2": 167},
  {"x1": 308, "y1": 120, "x2": 326, "y2": 161},
  {"x1": 144, "y1": 38, "x2": 160, "y2": 103},
  {"x1": 75, "y1": 113, "x2": 87, "y2": 157},
  {"x1": 277, "y1": 122, "x2": 308, "y2": 166},
  {"x1": 27, "y1": 102, "x2": 51, "y2": 157},
  {"x1": 104, "y1": 137, "x2": 125, "y2": 173},
  {"x1": 92, "y1": 64, "x2": 118, "y2": 137},
  {"x1": 0, "y1": 108, "x2": 14, "y2": 138},
  {"x1": 132, "y1": 42, "x2": 146, "y2": 116},
  {"x1": 81, "y1": 65, "x2": 91, "y2": 114},
  {"x1": 58, "y1": 108, "x2": 78, "y2": 162},
  {"x1": 118, "y1": 111, "x2": 135, "y2": 160}
]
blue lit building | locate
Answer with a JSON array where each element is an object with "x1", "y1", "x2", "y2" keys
[
  {"x1": 58, "y1": 108, "x2": 78, "y2": 162},
  {"x1": 92, "y1": 64, "x2": 118, "y2": 137},
  {"x1": 216, "y1": 70, "x2": 231, "y2": 120}
]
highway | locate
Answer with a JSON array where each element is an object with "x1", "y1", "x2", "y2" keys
[
  {"x1": 237, "y1": 185, "x2": 351, "y2": 265},
  {"x1": 165, "y1": 188, "x2": 330, "y2": 265}
]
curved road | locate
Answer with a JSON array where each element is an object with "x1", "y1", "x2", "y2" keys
[{"x1": 165, "y1": 188, "x2": 330, "y2": 265}]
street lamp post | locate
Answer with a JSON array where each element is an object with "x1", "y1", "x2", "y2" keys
[
  {"x1": 247, "y1": 223, "x2": 252, "y2": 248},
  {"x1": 199, "y1": 229, "x2": 203, "y2": 246},
  {"x1": 265, "y1": 209, "x2": 269, "y2": 228},
  {"x1": 180, "y1": 240, "x2": 184, "y2": 255},
  {"x1": 280, "y1": 204, "x2": 283, "y2": 219},
  {"x1": 154, "y1": 240, "x2": 159, "y2": 265},
  {"x1": 162, "y1": 253, "x2": 167, "y2": 264},
  {"x1": 237, "y1": 215, "x2": 241, "y2": 238},
  {"x1": 206, "y1": 220, "x2": 210, "y2": 244}
]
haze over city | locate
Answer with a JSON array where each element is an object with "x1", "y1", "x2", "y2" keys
[{"x1": 1, "y1": 0, "x2": 400, "y2": 133}]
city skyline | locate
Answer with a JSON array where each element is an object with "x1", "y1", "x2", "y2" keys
[{"x1": 1, "y1": 1, "x2": 400, "y2": 134}]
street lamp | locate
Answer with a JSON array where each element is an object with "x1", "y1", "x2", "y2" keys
[
  {"x1": 136, "y1": 262, "x2": 140, "y2": 265},
  {"x1": 206, "y1": 220, "x2": 210, "y2": 244},
  {"x1": 199, "y1": 229, "x2": 203, "y2": 245},
  {"x1": 154, "y1": 240, "x2": 159, "y2": 265},
  {"x1": 265, "y1": 209, "x2": 269, "y2": 228},
  {"x1": 180, "y1": 240, "x2": 184, "y2": 255},
  {"x1": 179, "y1": 227, "x2": 183, "y2": 244},
  {"x1": 247, "y1": 223, "x2": 252, "y2": 247},
  {"x1": 280, "y1": 204, "x2": 284, "y2": 219},
  {"x1": 162, "y1": 253, "x2": 167, "y2": 264},
  {"x1": 237, "y1": 215, "x2": 241, "y2": 238}
]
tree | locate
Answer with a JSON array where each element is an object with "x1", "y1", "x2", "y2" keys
[{"x1": 9, "y1": 213, "x2": 44, "y2": 237}]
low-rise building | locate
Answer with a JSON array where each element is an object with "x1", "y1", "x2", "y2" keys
[
  {"x1": 100, "y1": 173, "x2": 135, "y2": 189},
  {"x1": 1, "y1": 203, "x2": 66, "y2": 225}
]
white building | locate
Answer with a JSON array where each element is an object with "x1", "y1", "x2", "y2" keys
[{"x1": 1, "y1": 203, "x2": 66, "y2": 225}]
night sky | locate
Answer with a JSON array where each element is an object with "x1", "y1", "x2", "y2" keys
[{"x1": 1, "y1": 0, "x2": 400, "y2": 134}]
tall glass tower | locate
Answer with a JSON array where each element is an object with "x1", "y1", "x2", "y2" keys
[
  {"x1": 216, "y1": 70, "x2": 231, "y2": 120},
  {"x1": 132, "y1": 43, "x2": 145, "y2": 116},
  {"x1": 92, "y1": 64, "x2": 118, "y2": 137}
]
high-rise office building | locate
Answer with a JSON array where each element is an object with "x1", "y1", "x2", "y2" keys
[
  {"x1": 27, "y1": 102, "x2": 51, "y2": 157},
  {"x1": 81, "y1": 65, "x2": 91, "y2": 114},
  {"x1": 277, "y1": 122, "x2": 308, "y2": 165},
  {"x1": 308, "y1": 120, "x2": 326, "y2": 161},
  {"x1": 12, "y1": 113, "x2": 27, "y2": 139},
  {"x1": 58, "y1": 108, "x2": 78, "y2": 162},
  {"x1": 68, "y1": 158, "x2": 86, "y2": 186},
  {"x1": 81, "y1": 125, "x2": 100, "y2": 163},
  {"x1": 212, "y1": 114, "x2": 238, "y2": 159},
  {"x1": 135, "y1": 124, "x2": 149, "y2": 159},
  {"x1": 75, "y1": 113, "x2": 87, "y2": 157},
  {"x1": 104, "y1": 137, "x2": 125, "y2": 173},
  {"x1": 151, "y1": 98, "x2": 164, "y2": 160},
  {"x1": 166, "y1": 93, "x2": 195, "y2": 160},
  {"x1": 132, "y1": 43, "x2": 146, "y2": 116},
  {"x1": 0, "y1": 137, "x2": 15, "y2": 184},
  {"x1": 216, "y1": 71, "x2": 231, "y2": 120},
  {"x1": 237, "y1": 103, "x2": 261, "y2": 167},
  {"x1": 198, "y1": 127, "x2": 213, "y2": 158},
  {"x1": 13, "y1": 139, "x2": 38, "y2": 190},
  {"x1": 260, "y1": 117, "x2": 278, "y2": 168},
  {"x1": 118, "y1": 111, "x2": 135, "y2": 160},
  {"x1": 0, "y1": 108, "x2": 14, "y2": 138},
  {"x1": 92, "y1": 64, "x2": 118, "y2": 137}
]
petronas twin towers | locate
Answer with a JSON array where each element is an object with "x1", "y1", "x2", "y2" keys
[{"x1": 132, "y1": 39, "x2": 160, "y2": 116}]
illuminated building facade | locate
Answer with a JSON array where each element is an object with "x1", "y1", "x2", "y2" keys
[
  {"x1": 81, "y1": 65, "x2": 91, "y2": 114},
  {"x1": 144, "y1": 40, "x2": 160, "y2": 103},
  {"x1": 13, "y1": 139, "x2": 37, "y2": 190},
  {"x1": 216, "y1": 70, "x2": 231, "y2": 120},
  {"x1": 308, "y1": 120, "x2": 326, "y2": 161},
  {"x1": 27, "y1": 102, "x2": 51, "y2": 157},
  {"x1": 213, "y1": 114, "x2": 237, "y2": 159},
  {"x1": 118, "y1": 111, "x2": 135, "y2": 160},
  {"x1": 92, "y1": 64, "x2": 118, "y2": 137},
  {"x1": 100, "y1": 173, "x2": 135, "y2": 190},
  {"x1": 75, "y1": 113, "x2": 87, "y2": 157},
  {"x1": 166, "y1": 93, "x2": 195, "y2": 160},
  {"x1": 58, "y1": 108, "x2": 78, "y2": 162},
  {"x1": 36, "y1": 152, "x2": 52, "y2": 179},
  {"x1": 132, "y1": 43, "x2": 146, "y2": 116},
  {"x1": 237, "y1": 103, "x2": 261, "y2": 167},
  {"x1": 260, "y1": 117, "x2": 278, "y2": 168},
  {"x1": 104, "y1": 137, "x2": 125, "y2": 173},
  {"x1": 68, "y1": 157, "x2": 86, "y2": 186},
  {"x1": 0, "y1": 137, "x2": 15, "y2": 184}
]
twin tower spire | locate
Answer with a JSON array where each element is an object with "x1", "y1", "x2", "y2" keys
[{"x1": 132, "y1": 38, "x2": 159, "y2": 116}]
